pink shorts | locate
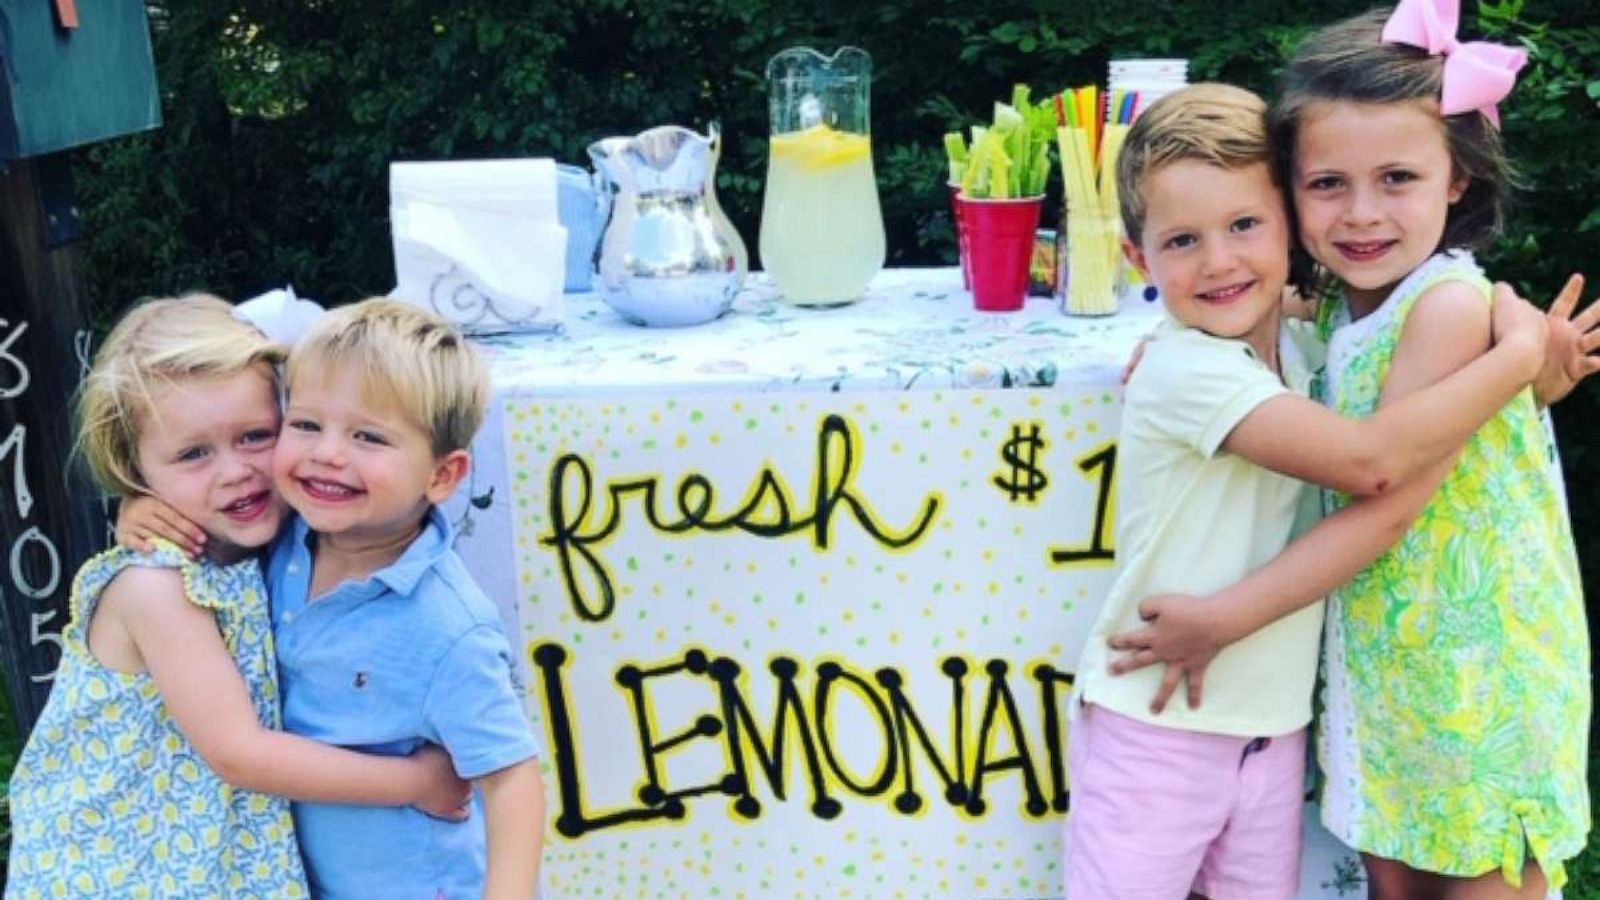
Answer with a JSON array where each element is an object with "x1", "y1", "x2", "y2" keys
[{"x1": 1063, "y1": 702, "x2": 1306, "y2": 900}]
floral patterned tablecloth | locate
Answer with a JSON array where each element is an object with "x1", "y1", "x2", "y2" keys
[{"x1": 471, "y1": 267, "x2": 1163, "y2": 396}]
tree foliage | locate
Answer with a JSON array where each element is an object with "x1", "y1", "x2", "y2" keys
[{"x1": 79, "y1": 1, "x2": 1598, "y2": 301}]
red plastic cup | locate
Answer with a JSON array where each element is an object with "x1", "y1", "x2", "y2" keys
[
  {"x1": 948, "y1": 182, "x2": 971, "y2": 289},
  {"x1": 957, "y1": 195, "x2": 1043, "y2": 312}
]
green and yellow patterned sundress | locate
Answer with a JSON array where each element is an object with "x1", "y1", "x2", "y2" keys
[
  {"x1": 5, "y1": 543, "x2": 308, "y2": 899},
  {"x1": 1314, "y1": 251, "x2": 1591, "y2": 888}
]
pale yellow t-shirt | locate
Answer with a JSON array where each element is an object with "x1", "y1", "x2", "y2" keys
[{"x1": 1075, "y1": 318, "x2": 1325, "y2": 737}]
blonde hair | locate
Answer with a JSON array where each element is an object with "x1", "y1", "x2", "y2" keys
[
  {"x1": 77, "y1": 294, "x2": 286, "y2": 497},
  {"x1": 1115, "y1": 83, "x2": 1275, "y2": 244},
  {"x1": 286, "y1": 299, "x2": 488, "y2": 455}
]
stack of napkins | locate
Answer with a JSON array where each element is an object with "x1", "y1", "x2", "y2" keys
[{"x1": 390, "y1": 159, "x2": 567, "y2": 333}]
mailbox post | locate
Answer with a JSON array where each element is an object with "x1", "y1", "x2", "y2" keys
[{"x1": 0, "y1": 0, "x2": 160, "y2": 729}]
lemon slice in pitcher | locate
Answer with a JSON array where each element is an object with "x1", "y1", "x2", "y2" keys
[{"x1": 771, "y1": 125, "x2": 871, "y2": 169}]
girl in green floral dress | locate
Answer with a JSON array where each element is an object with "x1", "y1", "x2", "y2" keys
[{"x1": 1272, "y1": 6, "x2": 1591, "y2": 897}]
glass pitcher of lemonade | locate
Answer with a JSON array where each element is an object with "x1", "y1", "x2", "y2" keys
[{"x1": 759, "y1": 46, "x2": 886, "y2": 306}]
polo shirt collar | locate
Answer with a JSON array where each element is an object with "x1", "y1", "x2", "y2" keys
[
  {"x1": 378, "y1": 506, "x2": 454, "y2": 595},
  {"x1": 293, "y1": 506, "x2": 454, "y2": 598}
]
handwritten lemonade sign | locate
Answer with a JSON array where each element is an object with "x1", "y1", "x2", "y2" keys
[{"x1": 507, "y1": 386, "x2": 1121, "y2": 899}]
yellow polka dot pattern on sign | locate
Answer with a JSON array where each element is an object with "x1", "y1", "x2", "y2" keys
[{"x1": 507, "y1": 388, "x2": 1122, "y2": 897}]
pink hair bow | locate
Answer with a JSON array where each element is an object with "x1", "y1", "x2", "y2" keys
[{"x1": 1381, "y1": 0, "x2": 1528, "y2": 128}]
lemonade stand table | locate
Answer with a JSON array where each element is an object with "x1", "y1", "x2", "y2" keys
[{"x1": 445, "y1": 267, "x2": 1358, "y2": 899}]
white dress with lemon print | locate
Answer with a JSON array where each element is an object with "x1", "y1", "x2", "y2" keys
[
  {"x1": 1315, "y1": 251, "x2": 1591, "y2": 887},
  {"x1": 5, "y1": 544, "x2": 308, "y2": 899}
]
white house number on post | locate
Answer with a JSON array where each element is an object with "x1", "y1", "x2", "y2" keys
[{"x1": 1, "y1": 319, "x2": 64, "y2": 683}]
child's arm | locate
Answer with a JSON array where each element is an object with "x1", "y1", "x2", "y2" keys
[
  {"x1": 1110, "y1": 451, "x2": 1457, "y2": 711},
  {"x1": 117, "y1": 494, "x2": 207, "y2": 558},
  {"x1": 480, "y1": 758, "x2": 546, "y2": 900},
  {"x1": 105, "y1": 566, "x2": 472, "y2": 816},
  {"x1": 1111, "y1": 280, "x2": 1514, "y2": 711},
  {"x1": 1530, "y1": 273, "x2": 1600, "y2": 407},
  {"x1": 1220, "y1": 284, "x2": 1544, "y2": 496},
  {"x1": 422, "y1": 623, "x2": 547, "y2": 896}
]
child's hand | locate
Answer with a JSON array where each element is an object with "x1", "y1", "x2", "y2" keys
[
  {"x1": 1528, "y1": 275, "x2": 1600, "y2": 407},
  {"x1": 1489, "y1": 283, "x2": 1549, "y2": 360},
  {"x1": 1106, "y1": 593, "x2": 1222, "y2": 714},
  {"x1": 408, "y1": 743, "x2": 472, "y2": 822},
  {"x1": 116, "y1": 494, "x2": 206, "y2": 558}
]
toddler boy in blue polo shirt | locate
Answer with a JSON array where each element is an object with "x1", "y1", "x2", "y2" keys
[{"x1": 268, "y1": 299, "x2": 545, "y2": 899}]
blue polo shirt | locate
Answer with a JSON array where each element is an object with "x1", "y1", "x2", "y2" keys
[{"x1": 268, "y1": 508, "x2": 540, "y2": 899}]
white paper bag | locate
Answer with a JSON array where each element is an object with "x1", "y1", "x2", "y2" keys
[{"x1": 389, "y1": 159, "x2": 567, "y2": 333}]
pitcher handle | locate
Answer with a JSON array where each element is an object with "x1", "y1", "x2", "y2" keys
[{"x1": 706, "y1": 120, "x2": 722, "y2": 161}]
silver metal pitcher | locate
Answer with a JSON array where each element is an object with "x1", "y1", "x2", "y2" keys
[{"x1": 587, "y1": 123, "x2": 748, "y2": 327}]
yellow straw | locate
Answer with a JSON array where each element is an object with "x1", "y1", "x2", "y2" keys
[
  {"x1": 1079, "y1": 87, "x2": 1098, "y2": 160},
  {"x1": 1073, "y1": 127, "x2": 1098, "y2": 214},
  {"x1": 1057, "y1": 126, "x2": 1094, "y2": 215},
  {"x1": 1098, "y1": 124, "x2": 1129, "y2": 217}
]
